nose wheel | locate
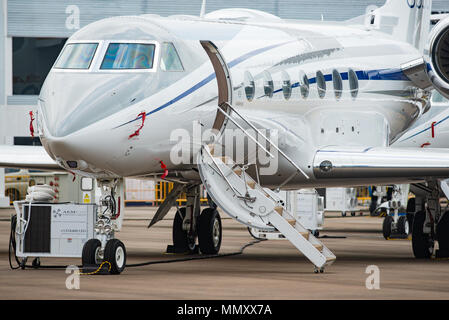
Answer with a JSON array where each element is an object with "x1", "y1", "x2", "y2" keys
[
  {"x1": 82, "y1": 238, "x2": 127, "y2": 274},
  {"x1": 104, "y1": 239, "x2": 127, "y2": 274},
  {"x1": 82, "y1": 239, "x2": 102, "y2": 266}
]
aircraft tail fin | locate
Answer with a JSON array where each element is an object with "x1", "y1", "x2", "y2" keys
[
  {"x1": 200, "y1": 0, "x2": 206, "y2": 18},
  {"x1": 364, "y1": 0, "x2": 432, "y2": 52}
]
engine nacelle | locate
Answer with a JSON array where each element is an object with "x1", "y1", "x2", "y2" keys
[{"x1": 426, "y1": 17, "x2": 449, "y2": 99}]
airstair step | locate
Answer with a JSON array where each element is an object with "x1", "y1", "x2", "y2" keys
[
  {"x1": 274, "y1": 206, "x2": 283, "y2": 214},
  {"x1": 208, "y1": 144, "x2": 215, "y2": 156},
  {"x1": 199, "y1": 140, "x2": 335, "y2": 271},
  {"x1": 217, "y1": 156, "x2": 232, "y2": 164},
  {"x1": 247, "y1": 181, "x2": 256, "y2": 189},
  {"x1": 300, "y1": 232, "x2": 309, "y2": 240}
]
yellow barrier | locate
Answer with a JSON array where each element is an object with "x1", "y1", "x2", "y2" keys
[
  {"x1": 154, "y1": 181, "x2": 208, "y2": 206},
  {"x1": 4, "y1": 174, "x2": 31, "y2": 204}
]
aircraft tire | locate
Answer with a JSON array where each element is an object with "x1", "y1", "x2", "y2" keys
[
  {"x1": 412, "y1": 211, "x2": 434, "y2": 259},
  {"x1": 436, "y1": 211, "x2": 449, "y2": 254},
  {"x1": 82, "y1": 239, "x2": 102, "y2": 266},
  {"x1": 382, "y1": 216, "x2": 393, "y2": 239},
  {"x1": 198, "y1": 208, "x2": 222, "y2": 254},
  {"x1": 172, "y1": 207, "x2": 196, "y2": 252},
  {"x1": 397, "y1": 216, "x2": 410, "y2": 236},
  {"x1": 104, "y1": 239, "x2": 126, "y2": 274}
]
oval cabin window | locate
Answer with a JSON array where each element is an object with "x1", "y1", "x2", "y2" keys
[
  {"x1": 263, "y1": 71, "x2": 274, "y2": 98},
  {"x1": 282, "y1": 71, "x2": 292, "y2": 100},
  {"x1": 300, "y1": 71, "x2": 309, "y2": 99},
  {"x1": 348, "y1": 69, "x2": 359, "y2": 99},
  {"x1": 316, "y1": 71, "x2": 326, "y2": 99},
  {"x1": 244, "y1": 71, "x2": 255, "y2": 102},
  {"x1": 332, "y1": 69, "x2": 343, "y2": 100}
]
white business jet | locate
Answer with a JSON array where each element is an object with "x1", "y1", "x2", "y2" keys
[{"x1": 2, "y1": 0, "x2": 449, "y2": 273}]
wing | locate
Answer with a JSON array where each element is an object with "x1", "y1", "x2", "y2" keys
[
  {"x1": 312, "y1": 146, "x2": 449, "y2": 185},
  {"x1": 0, "y1": 145, "x2": 63, "y2": 171}
]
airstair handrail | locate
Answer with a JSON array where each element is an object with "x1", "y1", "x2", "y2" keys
[{"x1": 218, "y1": 102, "x2": 310, "y2": 180}]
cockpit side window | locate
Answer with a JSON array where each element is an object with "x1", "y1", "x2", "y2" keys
[
  {"x1": 54, "y1": 43, "x2": 98, "y2": 69},
  {"x1": 100, "y1": 43, "x2": 155, "y2": 69},
  {"x1": 160, "y1": 43, "x2": 184, "y2": 71}
]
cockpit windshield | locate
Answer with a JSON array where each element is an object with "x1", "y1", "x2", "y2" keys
[
  {"x1": 100, "y1": 43, "x2": 155, "y2": 70},
  {"x1": 54, "y1": 43, "x2": 98, "y2": 69},
  {"x1": 160, "y1": 43, "x2": 184, "y2": 71}
]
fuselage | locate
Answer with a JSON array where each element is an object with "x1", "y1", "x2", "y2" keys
[
  {"x1": 394, "y1": 92, "x2": 449, "y2": 148},
  {"x1": 36, "y1": 9, "x2": 429, "y2": 187}
]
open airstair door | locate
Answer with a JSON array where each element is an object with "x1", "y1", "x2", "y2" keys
[
  {"x1": 198, "y1": 41, "x2": 333, "y2": 272},
  {"x1": 197, "y1": 145, "x2": 336, "y2": 272},
  {"x1": 200, "y1": 41, "x2": 233, "y2": 133}
]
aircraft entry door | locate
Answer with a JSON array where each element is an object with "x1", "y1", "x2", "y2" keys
[{"x1": 200, "y1": 41, "x2": 233, "y2": 133}]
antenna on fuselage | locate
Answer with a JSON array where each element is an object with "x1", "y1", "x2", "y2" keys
[{"x1": 200, "y1": 0, "x2": 206, "y2": 18}]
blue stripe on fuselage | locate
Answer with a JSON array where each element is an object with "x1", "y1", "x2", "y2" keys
[
  {"x1": 398, "y1": 114, "x2": 449, "y2": 142},
  {"x1": 117, "y1": 42, "x2": 410, "y2": 129},
  {"x1": 115, "y1": 41, "x2": 291, "y2": 129},
  {"x1": 273, "y1": 68, "x2": 409, "y2": 94}
]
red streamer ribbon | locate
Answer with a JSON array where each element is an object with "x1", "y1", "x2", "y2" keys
[
  {"x1": 29, "y1": 111, "x2": 35, "y2": 137},
  {"x1": 160, "y1": 161, "x2": 168, "y2": 179},
  {"x1": 431, "y1": 121, "x2": 436, "y2": 138},
  {"x1": 128, "y1": 112, "x2": 146, "y2": 139}
]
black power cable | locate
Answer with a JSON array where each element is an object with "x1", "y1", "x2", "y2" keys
[
  {"x1": 126, "y1": 240, "x2": 263, "y2": 268},
  {"x1": 8, "y1": 215, "x2": 21, "y2": 270}
]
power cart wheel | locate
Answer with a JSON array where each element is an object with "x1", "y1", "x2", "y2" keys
[
  {"x1": 82, "y1": 239, "x2": 102, "y2": 266},
  {"x1": 382, "y1": 216, "x2": 393, "y2": 239},
  {"x1": 412, "y1": 211, "x2": 434, "y2": 259},
  {"x1": 172, "y1": 207, "x2": 197, "y2": 253},
  {"x1": 198, "y1": 208, "x2": 222, "y2": 255},
  {"x1": 104, "y1": 239, "x2": 126, "y2": 275}
]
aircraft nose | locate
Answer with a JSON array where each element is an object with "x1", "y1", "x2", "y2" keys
[{"x1": 39, "y1": 71, "x2": 152, "y2": 137}]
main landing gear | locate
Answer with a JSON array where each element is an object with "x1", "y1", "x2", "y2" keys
[
  {"x1": 170, "y1": 185, "x2": 222, "y2": 255},
  {"x1": 410, "y1": 181, "x2": 449, "y2": 259},
  {"x1": 81, "y1": 179, "x2": 127, "y2": 274},
  {"x1": 172, "y1": 207, "x2": 222, "y2": 254}
]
